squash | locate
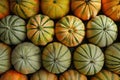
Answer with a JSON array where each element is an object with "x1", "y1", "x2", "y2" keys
[
  {"x1": 10, "y1": 0, "x2": 39, "y2": 19},
  {"x1": 86, "y1": 15, "x2": 118, "y2": 47},
  {"x1": 55, "y1": 15, "x2": 85, "y2": 47},
  {"x1": 11, "y1": 42, "x2": 41, "y2": 74},
  {"x1": 91, "y1": 70, "x2": 119, "y2": 80},
  {"x1": 42, "y1": 42, "x2": 71, "y2": 74},
  {"x1": 0, "y1": 70, "x2": 28, "y2": 80},
  {"x1": 0, "y1": 15, "x2": 26, "y2": 45},
  {"x1": 73, "y1": 44, "x2": 104, "y2": 75},
  {"x1": 41, "y1": 0, "x2": 70, "y2": 19},
  {"x1": 71, "y1": 0, "x2": 101, "y2": 21},
  {"x1": 27, "y1": 14, "x2": 54, "y2": 46},
  {"x1": 0, "y1": 0, "x2": 9, "y2": 19},
  {"x1": 30, "y1": 69, "x2": 58, "y2": 80},
  {"x1": 105, "y1": 43, "x2": 120, "y2": 74},
  {"x1": 0, "y1": 43, "x2": 11, "y2": 74},
  {"x1": 59, "y1": 69, "x2": 87, "y2": 80},
  {"x1": 102, "y1": 0, "x2": 120, "y2": 21}
]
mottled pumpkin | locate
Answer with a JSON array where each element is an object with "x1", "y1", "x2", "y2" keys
[
  {"x1": 27, "y1": 14, "x2": 54, "y2": 46},
  {"x1": 11, "y1": 42, "x2": 41, "y2": 74}
]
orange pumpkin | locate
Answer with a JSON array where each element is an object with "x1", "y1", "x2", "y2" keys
[
  {"x1": 71, "y1": 0, "x2": 101, "y2": 21},
  {"x1": 102, "y1": 0, "x2": 120, "y2": 21},
  {"x1": 0, "y1": 70, "x2": 28, "y2": 80}
]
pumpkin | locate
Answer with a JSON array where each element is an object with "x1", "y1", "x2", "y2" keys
[
  {"x1": 10, "y1": 0, "x2": 39, "y2": 19},
  {"x1": 86, "y1": 15, "x2": 118, "y2": 47},
  {"x1": 73, "y1": 44, "x2": 104, "y2": 75},
  {"x1": 91, "y1": 70, "x2": 119, "y2": 80},
  {"x1": 11, "y1": 42, "x2": 41, "y2": 74},
  {"x1": 102, "y1": 0, "x2": 120, "y2": 21},
  {"x1": 0, "y1": 15, "x2": 26, "y2": 45},
  {"x1": 105, "y1": 43, "x2": 120, "y2": 74},
  {"x1": 30, "y1": 69, "x2": 58, "y2": 80},
  {"x1": 41, "y1": 0, "x2": 70, "y2": 19},
  {"x1": 55, "y1": 15, "x2": 85, "y2": 47},
  {"x1": 71, "y1": 0, "x2": 101, "y2": 21},
  {"x1": 27, "y1": 14, "x2": 54, "y2": 46},
  {"x1": 0, "y1": 0, "x2": 9, "y2": 19},
  {"x1": 0, "y1": 43, "x2": 11, "y2": 74},
  {"x1": 59, "y1": 69, "x2": 87, "y2": 80},
  {"x1": 0, "y1": 70, "x2": 28, "y2": 80},
  {"x1": 42, "y1": 42, "x2": 71, "y2": 74}
]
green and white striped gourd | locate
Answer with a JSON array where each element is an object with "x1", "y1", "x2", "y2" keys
[{"x1": 73, "y1": 44, "x2": 104, "y2": 75}]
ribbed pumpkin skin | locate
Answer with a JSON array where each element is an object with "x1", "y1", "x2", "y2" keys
[
  {"x1": 0, "y1": 43, "x2": 11, "y2": 74},
  {"x1": 0, "y1": 15, "x2": 26, "y2": 45},
  {"x1": 0, "y1": 0, "x2": 9, "y2": 19},
  {"x1": 10, "y1": 0, "x2": 39, "y2": 19},
  {"x1": 42, "y1": 42, "x2": 71, "y2": 74},
  {"x1": 55, "y1": 15, "x2": 85, "y2": 47},
  {"x1": 0, "y1": 70, "x2": 28, "y2": 80},
  {"x1": 71, "y1": 0, "x2": 101, "y2": 21},
  {"x1": 27, "y1": 14, "x2": 54, "y2": 46},
  {"x1": 59, "y1": 70, "x2": 87, "y2": 80},
  {"x1": 41, "y1": 0, "x2": 70, "y2": 19},
  {"x1": 73, "y1": 44, "x2": 104, "y2": 75},
  {"x1": 102, "y1": 0, "x2": 120, "y2": 21},
  {"x1": 105, "y1": 43, "x2": 120, "y2": 74},
  {"x1": 11, "y1": 42, "x2": 41, "y2": 74},
  {"x1": 30, "y1": 70, "x2": 58, "y2": 80},
  {"x1": 86, "y1": 15, "x2": 118, "y2": 47},
  {"x1": 91, "y1": 70, "x2": 119, "y2": 80}
]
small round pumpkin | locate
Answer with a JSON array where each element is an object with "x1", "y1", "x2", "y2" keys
[
  {"x1": 55, "y1": 15, "x2": 85, "y2": 47},
  {"x1": 0, "y1": 0, "x2": 9, "y2": 19},
  {"x1": 30, "y1": 69, "x2": 58, "y2": 80},
  {"x1": 0, "y1": 15, "x2": 26, "y2": 45},
  {"x1": 0, "y1": 70, "x2": 28, "y2": 80},
  {"x1": 0, "y1": 43, "x2": 11, "y2": 74},
  {"x1": 42, "y1": 42, "x2": 71, "y2": 74},
  {"x1": 27, "y1": 14, "x2": 54, "y2": 46},
  {"x1": 41, "y1": 0, "x2": 70, "y2": 19},
  {"x1": 11, "y1": 42, "x2": 41, "y2": 74},
  {"x1": 71, "y1": 0, "x2": 101, "y2": 21},
  {"x1": 59, "y1": 69, "x2": 87, "y2": 80},
  {"x1": 105, "y1": 43, "x2": 120, "y2": 74},
  {"x1": 91, "y1": 70, "x2": 119, "y2": 80},
  {"x1": 10, "y1": 0, "x2": 39, "y2": 19},
  {"x1": 86, "y1": 15, "x2": 118, "y2": 47},
  {"x1": 73, "y1": 44, "x2": 104, "y2": 75}
]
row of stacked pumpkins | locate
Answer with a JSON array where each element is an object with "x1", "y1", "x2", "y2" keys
[{"x1": 0, "y1": 0, "x2": 120, "y2": 80}]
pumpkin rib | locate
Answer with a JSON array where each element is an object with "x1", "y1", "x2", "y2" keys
[{"x1": 19, "y1": 5, "x2": 28, "y2": 18}]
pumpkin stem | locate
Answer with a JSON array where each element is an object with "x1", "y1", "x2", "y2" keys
[
  {"x1": 85, "y1": 0, "x2": 90, "y2": 4},
  {"x1": 53, "y1": 0, "x2": 57, "y2": 3},
  {"x1": 90, "y1": 60, "x2": 95, "y2": 63},
  {"x1": 16, "y1": 0, "x2": 22, "y2": 4}
]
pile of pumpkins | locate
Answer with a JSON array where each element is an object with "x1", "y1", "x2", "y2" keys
[{"x1": 0, "y1": 0, "x2": 120, "y2": 80}]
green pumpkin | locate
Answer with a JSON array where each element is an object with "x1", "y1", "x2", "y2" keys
[
  {"x1": 0, "y1": 15, "x2": 26, "y2": 45},
  {"x1": 42, "y1": 42, "x2": 71, "y2": 74},
  {"x1": 0, "y1": 43, "x2": 11, "y2": 74},
  {"x1": 11, "y1": 42, "x2": 41, "y2": 74}
]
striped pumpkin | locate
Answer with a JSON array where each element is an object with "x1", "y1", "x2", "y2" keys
[
  {"x1": 86, "y1": 15, "x2": 118, "y2": 47},
  {"x1": 30, "y1": 69, "x2": 58, "y2": 80},
  {"x1": 42, "y1": 42, "x2": 71, "y2": 74},
  {"x1": 91, "y1": 70, "x2": 119, "y2": 80},
  {"x1": 0, "y1": 70, "x2": 28, "y2": 80},
  {"x1": 55, "y1": 15, "x2": 85, "y2": 47},
  {"x1": 59, "y1": 69, "x2": 87, "y2": 80},
  {"x1": 10, "y1": 0, "x2": 39, "y2": 19},
  {"x1": 11, "y1": 42, "x2": 41, "y2": 74},
  {"x1": 27, "y1": 14, "x2": 54, "y2": 46},
  {"x1": 0, "y1": 43, "x2": 11, "y2": 74},
  {"x1": 73, "y1": 44, "x2": 104, "y2": 75},
  {"x1": 0, "y1": 15, "x2": 26, "y2": 45},
  {"x1": 41, "y1": 0, "x2": 70, "y2": 19},
  {"x1": 105, "y1": 43, "x2": 120, "y2": 74},
  {"x1": 0, "y1": 0, "x2": 9, "y2": 19},
  {"x1": 71, "y1": 0, "x2": 101, "y2": 21}
]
